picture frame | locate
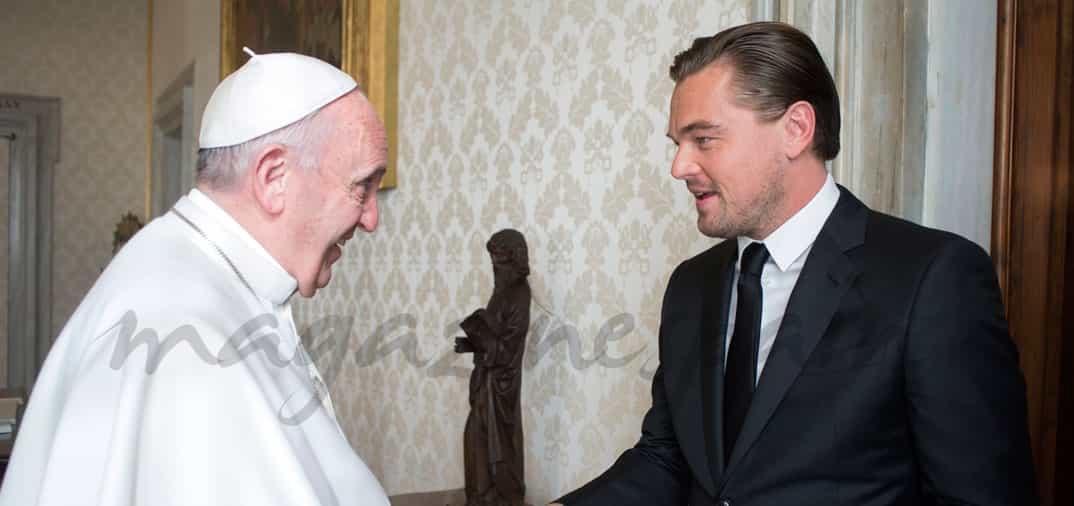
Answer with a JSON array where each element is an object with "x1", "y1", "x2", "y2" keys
[{"x1": 220, "y1": 0, "x2": 398, "y2": 189}]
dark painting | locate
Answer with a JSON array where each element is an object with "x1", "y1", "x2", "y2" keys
[{"x1": 231, "y1": 0, "x2": 343, "y2": 70}]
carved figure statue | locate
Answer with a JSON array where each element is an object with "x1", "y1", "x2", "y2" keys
[
  {"x1": 455, "y1": 229, "x2": 531, "y2": 506},
  {"x1": 112, "y1": 212, "x2": 144, "y2": 254}
]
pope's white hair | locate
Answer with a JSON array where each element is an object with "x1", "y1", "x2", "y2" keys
[{"x1": 196, "y1": 105, "x2": 333, "y2": 191}]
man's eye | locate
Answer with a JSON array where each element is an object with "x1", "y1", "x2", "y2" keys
[{"x1": 695, "y1": 137, "x2": 714, "y2": 146}]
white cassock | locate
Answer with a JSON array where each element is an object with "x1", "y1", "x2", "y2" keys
[{"x1": 0, "y1": 189, "x2": 389, "y2": 506}]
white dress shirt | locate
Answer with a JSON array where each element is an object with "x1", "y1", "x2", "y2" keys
[{"x1": 725, "y1": 174, "x2": 841, "y2": 383}]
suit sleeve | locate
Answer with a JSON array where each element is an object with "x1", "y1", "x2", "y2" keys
[
  {"x1": 556, "y1": 268, "x2": 692, "y2": 505},
  {"x1": 905, "y1": 237, "x2": 1038, "y2": 505}
]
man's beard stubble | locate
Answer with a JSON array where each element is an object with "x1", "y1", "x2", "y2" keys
[{"x1": 698, "y1": 161, "x2": 786, "y2": 240}]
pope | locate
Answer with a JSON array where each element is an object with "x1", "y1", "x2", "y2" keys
[{"x1": 0, "y1": 50, "x2": 390, "y2": 505}]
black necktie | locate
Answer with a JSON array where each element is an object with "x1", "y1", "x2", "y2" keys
[{"x1": 724, "y1": 242, "x2": 769, "y2": 461}]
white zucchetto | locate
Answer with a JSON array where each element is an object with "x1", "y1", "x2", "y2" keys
[{"x1": 199, "y1": 48, "x2": 357, "y2": 149}]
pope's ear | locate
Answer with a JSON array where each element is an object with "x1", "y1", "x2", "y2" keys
[{"x1": 249, "y1": 144, "x2": 289, "y2": 215}]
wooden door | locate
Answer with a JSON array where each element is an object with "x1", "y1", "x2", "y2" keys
[{"x1": 992, "y1": 1, "x2": 1074, "y2": 504}]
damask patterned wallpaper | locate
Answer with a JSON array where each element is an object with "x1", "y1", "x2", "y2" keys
[
  {"x1": 293, "y1": 1, "x2": 750, "y2": 502},
  {"x1": 0, "y1": 0, "x2": 148, "y2": 337}
]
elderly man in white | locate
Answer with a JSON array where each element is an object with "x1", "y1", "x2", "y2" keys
[{"x1": 0, "y1": 50, "x2": 389, "y2": 505}]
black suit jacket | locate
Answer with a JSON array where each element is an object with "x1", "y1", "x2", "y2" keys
[{"x1": 558, "y1": 187, "x2": 1036, "y2": 505}]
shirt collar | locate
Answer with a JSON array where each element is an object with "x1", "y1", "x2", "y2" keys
[
  {"x1": 737, "y1": 173, "x2": 840, "y2": 272},
  {"x1": 173, "y1": 189, "x2": 298, "y2": 305}
]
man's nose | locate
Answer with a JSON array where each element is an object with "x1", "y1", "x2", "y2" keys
[{"x1": 670, "y1": 147, "x2": 697, "y2": 180}]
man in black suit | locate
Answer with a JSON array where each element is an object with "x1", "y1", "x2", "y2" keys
[{"x1": 554, "y1": 22, "x2": 1036, "y2": 506}]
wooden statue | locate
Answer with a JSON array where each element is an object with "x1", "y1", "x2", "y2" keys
[{"x1": 455, "y1": 229, "x2": 531, "y2": 506}]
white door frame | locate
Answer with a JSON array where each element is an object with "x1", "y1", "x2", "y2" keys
[{"x1": 0, "y1": 94, "x2": 60, "y2": 393}]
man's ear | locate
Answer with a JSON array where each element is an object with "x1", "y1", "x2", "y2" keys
[
  {"x1": 782, "y1": 100, "x2": 816, "y2": 159},
  {"x1": 249, "y1": 144, "x2": 289, "y2": 215}
]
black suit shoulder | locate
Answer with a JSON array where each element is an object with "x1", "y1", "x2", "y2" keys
[
  {"x1": 863, "y1": 208, "x2": 988, "y2": 260},
  {"x1": 853, "y1": 208, "x2": 993, "y2": 290}
]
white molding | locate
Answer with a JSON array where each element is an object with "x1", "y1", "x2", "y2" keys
[
  {"x1": 151, "y1": 64, "x2": 195, "y2": 217},
  {"x1": 901, "y1": 0, "x2": 929, "y2": 222},
  {"x1": 0, "y1": 93, "x2": 60, "y2": 393},
  {"x1": 920, "y1": 0, "x2": 997, "y2": 250},
  {"x1": 751, "y1": 0, "x2": 781, "y2": 22},
  {"x1": 780, "y1": 0, "x2": 838, "y2": 68},
  {"x1": 828, "y1": 0, "x2": 927, "y2": 220}
]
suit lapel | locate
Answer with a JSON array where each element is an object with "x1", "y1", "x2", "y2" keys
[
  {"x1": 719, "y1": 187, "x2": 868, "y2": 486},
  {"x1": 698, "y1": 241, "x2": 737, "y2": 494}
]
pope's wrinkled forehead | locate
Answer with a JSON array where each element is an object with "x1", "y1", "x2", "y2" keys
[{"x1": 336, "y1": 94, "x2": 389, "y2": 169}]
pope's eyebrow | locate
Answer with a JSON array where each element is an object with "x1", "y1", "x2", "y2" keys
[{"x1": 353, "y1": 166, "x2": 387, "y2": 188}]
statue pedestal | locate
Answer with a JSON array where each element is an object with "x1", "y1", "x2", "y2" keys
[
  {"x1": 389, "y1": 488, "x2": 533, "y2": 506},
  {"x1": 389, "y1": 489, "x2": 465, "y2": 506}
]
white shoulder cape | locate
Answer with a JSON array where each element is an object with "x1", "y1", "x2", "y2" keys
[{"x1": 0, "y1": 191, "x2": 388, "y2": 506}]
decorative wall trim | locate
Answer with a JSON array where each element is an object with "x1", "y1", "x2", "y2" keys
[
  {"x1": 900, "y1": 0, "x2": 928, "y2": 223},
  {"x1": 992, "y1": 0, "x2": 1015, "y2": 307},
  {"x1": 145, "y1": 0, "x2": 153, "y2": 219}
]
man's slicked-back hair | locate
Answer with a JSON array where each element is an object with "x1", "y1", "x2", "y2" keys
[{"x1": 669, "y1": 22, "x2": 841, "y2": 161}]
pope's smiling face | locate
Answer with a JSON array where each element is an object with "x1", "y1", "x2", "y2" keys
[{"x1": 288, "y1": 93, "x2": 387, "y2": 297}]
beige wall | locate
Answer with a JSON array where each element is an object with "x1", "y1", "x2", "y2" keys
[
  {"x1": 293, "y1": 1, "x2": 750, "y2": 503},
  {"x1": 151, "y1": 0, "x2": 220, "y2": 195},
  {"x1": 0, "y1": 0, "x2": 148, "y2": 337}
]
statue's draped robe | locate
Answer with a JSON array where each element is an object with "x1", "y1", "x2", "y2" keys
[
  {"x1": 463, "y1": 280, "x2": 530, "y2": 505},
  {"x1": 0, "y1": 190, "x2": 388, "y2": 506}
]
